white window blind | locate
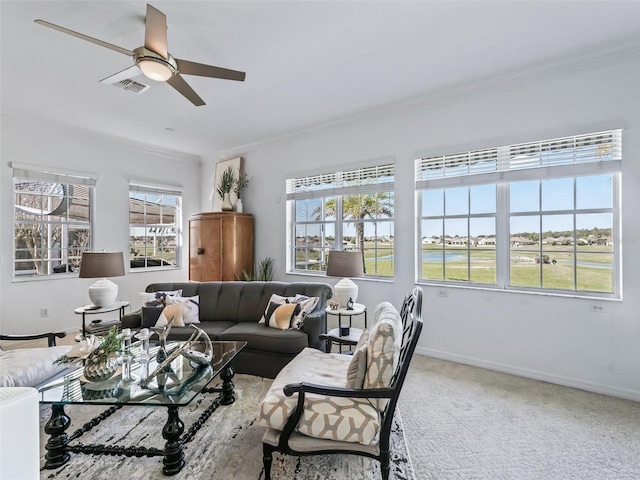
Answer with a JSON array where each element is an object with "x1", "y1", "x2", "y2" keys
[
  {"x1": 12, "y1": 162, "x2": 97, "y2": 186},
  {"x1": 287, "y1": 164, "x2": 394, "y2": 200},
  {"x1": 129, "y1": 182, "x2": 182, "y2": 196},
  {"x1": 416, "y1": 130, "x2": 622, "y2": 188}
]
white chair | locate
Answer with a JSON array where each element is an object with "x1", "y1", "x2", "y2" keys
[
  {"x1": 0, "y1": 387, "x2": 40, "y2": 480},
  {"x1": 0, "y1": 332, "x2": 72, "y2": 388}
]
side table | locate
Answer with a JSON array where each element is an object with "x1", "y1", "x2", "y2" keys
[
  {"x1": 321, "y1": 303, "x2": 367, "y2": 353},
  {"x1": 74, "y1": 301, "x2": 130, "y2": 338}
]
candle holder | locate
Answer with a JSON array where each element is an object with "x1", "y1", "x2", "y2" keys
[
  {"x1": 118, "y1": 329, "x2": 136, "y2": 382},
  {"x1": 135, "y1": 328, "x2": 153, "y2": 362}
]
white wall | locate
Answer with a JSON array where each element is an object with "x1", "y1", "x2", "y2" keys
[
  {"x1": 205, "y1": 58, "x2": 640, "y2": 400},
  {"x1": 0, "y1": 115, "x2": 198, "y2": 336}
]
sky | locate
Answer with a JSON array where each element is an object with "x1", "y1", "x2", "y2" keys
[{"x1": 421, "y1": 174, "x2": 613, "y2": 237}]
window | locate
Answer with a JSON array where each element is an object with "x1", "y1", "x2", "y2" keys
[
  {"x1": 287, "y1": 163, "x2": 395, "y2": 277},
  {"x1": 416, "y1": 130, "x2": 621, "y2": 297},
  {"x1": 13, "y1": 165, "x2": 95, "y2": 277},
  {"x1": 129, "y1": 183, "x2": 182, "y2": 270}
]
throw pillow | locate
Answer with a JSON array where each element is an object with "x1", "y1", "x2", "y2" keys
[
  {"x1": 154, "y1": 301, "x2": 186, "y2": 328},
  {"x1": 264, "y1": 302, "x2": 302, "y2": 330},
  {"x1": 258, "y1": 293, "x2": 320, "y2": 329},
  {"x1": 139, "y1": 290, "x2": 182, "y2": 307},
  {"x1": 141, "y1": 305, "x2": 164, "y2": 328},
  {"x1": 346, "y1": 330, "x2": 369, "y2": 389},
  {"x1": 258, "y1": 294, "x2": 290, "y2": 324},
  {"x1": 166, "y1": 295, "x2": 200, "y2": 324},
  {"x1": 364, "y1": 302, "x2": 402, "y2": 409},
  {"x1": 292, "y1": 294, "x2": 320, "y2": 328}
]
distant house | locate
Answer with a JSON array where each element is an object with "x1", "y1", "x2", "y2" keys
[
  {"x1": 510, "y1": 236, "x2": 530, "y2": 247},
  {"x1": 595, "y1": 236, "x2": 613, "y2": 246},
  {"x1": 421, "y1": 236, "x2": 440, "y2": 245},
  {"x1": 450, "y1": 236, "x2": 475, "y2": 246},
  {"x1": 478, "y1": 237, "x2": 496, "y2": 246}
]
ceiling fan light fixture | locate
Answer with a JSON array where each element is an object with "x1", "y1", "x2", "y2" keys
[{"x1": 137, "y1": 57, "x2": 174, "y2": 81}]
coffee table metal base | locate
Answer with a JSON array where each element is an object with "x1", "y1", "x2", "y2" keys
[{"x1": 43, "y1": 366, "x2": 237, "y2": 476}]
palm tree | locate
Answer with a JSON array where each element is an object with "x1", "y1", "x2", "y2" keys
[{"x1": 313, "y1": 193, "x2": 393, "y2": 252}]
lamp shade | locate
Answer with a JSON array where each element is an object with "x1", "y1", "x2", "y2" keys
[
  {"x1": 79, "y1": 252, "x2": 125, "y2": 308},
  {"x1": 326, "y1": 250, "x2": 364, "y2": 308},
  {"x1": 79, "y1": 252, "x2": 125, "y2": 279},
  {"x1": 325, "y1": 250, "x2": 364, "y2": 278}
]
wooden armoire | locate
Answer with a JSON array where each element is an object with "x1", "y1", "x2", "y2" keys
[{"x1": 188, "y1": 212, "x2": 254, "y2": 281}]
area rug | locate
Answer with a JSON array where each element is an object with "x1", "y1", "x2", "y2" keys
[{"x1": 39, "y1": 374, "x2": 414, "y2": 479}]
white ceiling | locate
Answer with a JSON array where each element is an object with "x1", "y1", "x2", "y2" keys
[{"x1": 2, "y1": 1, "x2": 640, "y2": 158}]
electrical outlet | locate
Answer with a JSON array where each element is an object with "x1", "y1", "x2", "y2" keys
[
  {"x1": 437, "y1": 290, "x2": 448, "y2": 298},
  {"x1": 40, "y1": 308, "x2": 48, "y2": 317},
  {"x1": 590, "y1": 304, "x2": 606, "y2": 314}
]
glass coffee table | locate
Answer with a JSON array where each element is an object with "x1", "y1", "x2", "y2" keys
[{"x1": 38, "y1": 340, "x2": 246, "y2": 476}]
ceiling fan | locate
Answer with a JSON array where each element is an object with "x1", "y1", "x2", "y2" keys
[{"x1": 35, "y1": 3, "x2": 245, "y2": 106}]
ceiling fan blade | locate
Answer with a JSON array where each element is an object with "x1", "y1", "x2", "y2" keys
[
  {"x1": 99, "y1": 65, "x2": 141, "y2": 84},
  {"x1": 34, "y1": 19, "x2": 134, "y2": 56},
  {"x1": 144, "y1": 4, "x2": 168, "y2": 59},
  {"x1": 176, "y1": 59, "x2": 246, "y2": 82},
  {"x1": 166, "y1": 74, "x2": 205, "y2": 106}
]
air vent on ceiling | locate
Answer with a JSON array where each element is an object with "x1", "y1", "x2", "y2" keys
[{"x1": 112, "y1": 79, "x2": 150, "y2": 95}]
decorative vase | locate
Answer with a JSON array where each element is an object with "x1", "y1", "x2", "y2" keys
[
  {"x1": 222, "y1": 192, "x2": 233, "y2": 211},
  {"x1": 235, "y1": 198, "x2": 243, "y2": 213},
  {"x1": 83, "y1": 357, "x2": 118, "y2": 382}
]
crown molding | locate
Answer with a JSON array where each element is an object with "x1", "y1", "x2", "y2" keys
[
  {"x1": 2, "y1": 112, "x2": 202, "y2": 164},
  {"x1": 218, "y1": 40, "x2": 640, "y2": 157}
]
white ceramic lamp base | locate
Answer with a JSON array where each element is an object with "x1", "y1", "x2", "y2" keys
[
  {"x1": 333, "y1": 278, "x2": 358, "y2": 308},
  {"x1": 88, "y1": 278, "x2": 118, "y2": 307}
]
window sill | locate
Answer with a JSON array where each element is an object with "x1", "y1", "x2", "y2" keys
[{"x1": 417, "y1": 280, "x2": 621, "y2": 301}]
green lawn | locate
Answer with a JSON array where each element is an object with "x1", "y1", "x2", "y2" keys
[
  {"x1": 295, "y1": 243, "x2": 613, "y2": 292},
  {"x1": 421, "y1": 245, "x2": 612, "y2": 292}
]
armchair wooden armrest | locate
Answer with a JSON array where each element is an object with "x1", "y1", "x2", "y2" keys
[
  {"x1": 283, "y1": 382, "x2": 394, "y2": 399},
  {"x1": 0, "y1": 332, "x2": 66, "y2": 347}
]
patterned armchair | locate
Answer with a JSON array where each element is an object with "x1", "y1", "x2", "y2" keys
[{"x1": 258, "y1": 287, "x2": 423, "y2": 480}]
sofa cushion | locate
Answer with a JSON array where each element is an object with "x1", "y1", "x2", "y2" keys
[
  {"x1": 219, "y1": 323, "x2": 308, "y2": 354},
  {"x1": 258, "y1": 347, "x2": 380, "y2": 445},
  {"x1": 165, "y1": 322, "x2": 237, "y2": 341},
  {"x1": 0, "y1": 346, "x2": 72, "y2": 387}
]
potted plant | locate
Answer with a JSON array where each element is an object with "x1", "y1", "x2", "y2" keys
[
  {"x1": 234, "y1": 172, "x2": 250, "y2": 212},
  {"x1": 243, "y1": 256, "x2": 275, "y2": 281},
  {"x1": 55, "y1": 326, "x2": 121, "y2": 382},
  {"x1": 216, "y1": 166, "x2": 237, "y2": 211}
]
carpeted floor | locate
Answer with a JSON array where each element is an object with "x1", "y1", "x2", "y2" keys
[
  {"x1": 31, "y1": 336, "x2": 640, "y2": 479},
  {"x1": 38, "y1": 374, "x2": 413, "y2": 479},
  {"x1": 399, "y1": 355, "x2": 640, "y2": 480}
]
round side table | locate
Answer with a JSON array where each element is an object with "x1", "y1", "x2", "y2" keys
[{"x1": 321, "y1": 303, "x2": 367, "y2": 353}]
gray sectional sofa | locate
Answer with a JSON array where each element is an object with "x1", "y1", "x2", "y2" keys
[{"x1": 121, "y1": 281, "x2": 333, "y2": 378}]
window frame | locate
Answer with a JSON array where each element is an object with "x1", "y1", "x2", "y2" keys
[
  {"x1": 12, "y1": 164, "x2": 95, "y2": 280},
  {"x1": 286, "y1": 163, "x2": 395, "y2": 278},
  {"x1": 129, "y1": 182, "x2": 182, "y2": 272},
  {"x1": 415, "y1": 130, "x2": 622, "y2": 299}
]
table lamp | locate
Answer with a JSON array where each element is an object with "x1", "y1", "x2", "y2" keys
[
  {"x1": 79, "y1": 251, "x2": 125, "y2": 308},
  {"x1": 325, "y1": 250, "x2": 364, "y2": 309}
]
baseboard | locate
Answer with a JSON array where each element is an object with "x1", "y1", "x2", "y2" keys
[{"x1": 415, "y1": 346, "x2": 640, "y2": 403}]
